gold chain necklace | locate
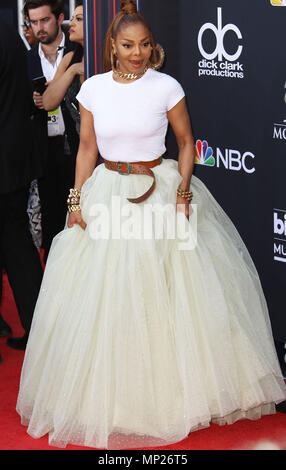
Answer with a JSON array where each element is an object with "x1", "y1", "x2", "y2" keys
[{"x1": 113, "y1": 66, "x2": 149, "y2": 81}]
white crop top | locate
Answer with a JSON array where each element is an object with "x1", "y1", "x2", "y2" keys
[{"x1": 76, "y1": 68, "x2": 185, "y2": 162}]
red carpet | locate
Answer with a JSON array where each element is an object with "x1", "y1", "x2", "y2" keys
[{"x1": 1, "y1": 271, "x2": 286, "y2": 451}]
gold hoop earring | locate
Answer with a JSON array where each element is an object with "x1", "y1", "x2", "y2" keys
[
  {"x1": 110, "y1": 50, "x2": 117, "y2": 70},
  {"x1": 150, "y1": 43, "x2": 165, "y2": 70}
]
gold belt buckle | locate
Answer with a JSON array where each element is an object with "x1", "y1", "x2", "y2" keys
[{"x1": 116, "y1": 162, "x2": 131, "y2": 175}]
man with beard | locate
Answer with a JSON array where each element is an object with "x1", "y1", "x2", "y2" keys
[{"x1": 24, "y1": 0, "x2": 75, "y2": 263}]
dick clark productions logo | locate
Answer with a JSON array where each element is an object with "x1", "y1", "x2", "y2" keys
[{"x1": 198, "y1": 7, "x2": 244, "y2": 79}]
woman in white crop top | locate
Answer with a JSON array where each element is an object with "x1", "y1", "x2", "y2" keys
[{"x1": 17, "y1": 0, "x2": 286, "y2": 451}]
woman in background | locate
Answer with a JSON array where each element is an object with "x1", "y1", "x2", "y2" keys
[
  {"x1": 22, "y1": 15, "x2": 38, "y2": 47},
  {"x1": 43, "y1": 1, "x2": 84, "y2": 150}
]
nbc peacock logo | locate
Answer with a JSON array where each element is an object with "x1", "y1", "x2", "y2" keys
[
  {"x1": 270, "y1": 0, "x2": 286, "y2": 5},
  {"x1": 195, "y1": 140, "x2": 215, "y2": 166}
]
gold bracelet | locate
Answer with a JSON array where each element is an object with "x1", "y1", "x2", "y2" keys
[
  {"x1": 177, "y1": 187, "x2": 193, "y2": 201},
  {"x1": 69, "y1": 188, "x2": 81, "y2": 196},
  {"x1": 67, "y1": 204, "x2": 81, "y2": 213},
  {"x1": 67, "y1": 188, "x2": 81, "y2": 206}
]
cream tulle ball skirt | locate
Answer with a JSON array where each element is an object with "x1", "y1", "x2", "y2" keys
[{"x1": 16, "y1": 158, "x2": 286, "y2": 449}]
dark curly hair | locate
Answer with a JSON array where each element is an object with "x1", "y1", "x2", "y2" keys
[{"x1": 23, "y1": 0, "x2": 64, "y2": 20}]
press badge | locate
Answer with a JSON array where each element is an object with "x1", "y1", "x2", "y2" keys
[{"x1": 48, "y1": 107, "x2": 59, "y2": 133}]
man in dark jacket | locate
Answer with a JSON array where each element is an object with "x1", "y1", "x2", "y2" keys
[
  {"x1": 0, "y1": 18, "x2": 43, "y2": 352},
  {"x1": 24, "y1": 0, "x2": 76, "y2": 264}
]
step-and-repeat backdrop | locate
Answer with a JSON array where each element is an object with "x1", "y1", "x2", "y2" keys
[{"x1": 84, "y1": 0, "x2": 286, "y2": 373}]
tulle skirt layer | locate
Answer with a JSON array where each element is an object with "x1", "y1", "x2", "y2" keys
[{"x1": 16, "y1": 159, "x2": 286, "y2": 449}]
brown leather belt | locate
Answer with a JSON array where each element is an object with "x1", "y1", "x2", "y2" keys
[{"x1": 104, "y1": 156, "x2": 163, "y2": 203}]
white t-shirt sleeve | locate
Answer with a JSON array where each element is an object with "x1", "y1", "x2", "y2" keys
[
  {"x1": 76, "y1": 78, "x2": 93, "y2": 112},
  {"x1": 165, "y1": 76, "x2": 185, "y2": 112}
]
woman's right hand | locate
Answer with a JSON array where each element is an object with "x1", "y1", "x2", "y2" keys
[
  {"x1": 67, "y1": 211, "x2": 86, "y2": 230},
  {"x1": 71, "y1": 60, "x2": 84, "y2": 77}
]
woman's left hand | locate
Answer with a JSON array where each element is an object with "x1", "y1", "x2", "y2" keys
[{"x1": 176, "y1": 195, "x2": 193, "y2": 220}]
